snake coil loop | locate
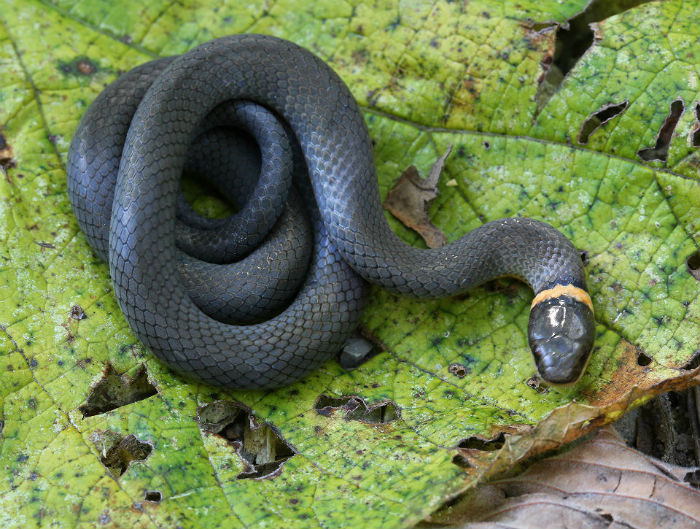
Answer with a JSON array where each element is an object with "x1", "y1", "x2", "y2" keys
[{"x1": 68, "y1": 34, "x2": 595, "y2": 389}]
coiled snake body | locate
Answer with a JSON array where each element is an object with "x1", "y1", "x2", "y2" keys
[{"x1": 67, "y1": 35, "x2": 595, "y2": 389}]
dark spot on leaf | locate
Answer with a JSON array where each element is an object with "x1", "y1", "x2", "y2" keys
[
  {"x1": 144, "y1": 490, "x2": 161, "y2": 503},
  {"x1": 98, "y1": 511, "x2": 111, "y2": 525},
  {"x1": 388, "y1": 15, "x2": 401, "y2": 31},
  {"x1": 197, "y1": 400, "x2": 294, "y2": 480},
  {"x1": 28, "y1": 397, "x2": 37, "y2": 410},
  {"x1": 79, "y1": 364, "x2": 157, "y2": 417},
  {"x1": 636, "y1": 351, "x2": 652, "y2": 366},
  {"x1": 577, "y1": 101, "x2": 629, "y2": 144},
  {"x1": 449, "y1": 363, "x2": 470, "y2": 378},
  {"x1": 314, "y1": 395, "x2": 399, "y2": 424},
  {"x1": 36, "y1": 241, "x2": 55, "y2": 249},
  {"x1": 686, "y1": 250, "x2": 700, "y2": 281},
  {"x1": 59, "y1": 56, "x2": 98, "y2": 77},
  {"x1": 0, "y1": 130, "x2": 15, "y2": 176},
  {"x1": 483, "y1": 141, "x2": 490, "y2": 150},
  {"x1": 458, "y1": 432, "x2": 506, "y2": 451},
  {"x1": 90, "y1": 431, "x2": 152, "y2": 478},
  {"x1": 637, "y1": 99, "x2": 685, "y2": 162},
  {"x1": 16, "y1": 453, "x2": 28, "y2": 463},
  {"x1": 29, "y1": 358, "x2": 37, "y2": 368},
  {"x1": 70, "y1": 305, "x2": 87, "y2": 320}
]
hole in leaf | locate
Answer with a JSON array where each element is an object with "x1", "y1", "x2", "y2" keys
[
  {"x1": 687, "y1": 250, "x2": 700, "y2": 281},
  {"x1": 458, "y1": 432, "x2": 506, "y2": 452},
  {"x1": 70, "y1": 305, "x2": 87, "y2": 320},
  {"x1": 144, "y1": 490, "x2": 161, "y2": 502},
  {"x1": 526, "y1": 375, "x2": 550, "y2": 394},
  {"x1": 600, "y1": 513, "x2": 614, "y2": 523},
  {"x1": 534, "y1": 0, "x2": 655, "y2": 111},
  {"x1": 0, "y1": 157, "x2": 15, "y2": 172},
  {"x1": 451, "y1": 453, "x2": 473, "y2": 469},
  {"x1": 637, "y1": 99, "x2": 685, "y2": 162},
  {"x1": 690, "y1": 103, "x2": 700, "y2": 148},
  {"x1": 577, "y1": 101, "x2": 629, "y2": 144},
  {"x1": 637, "y1": 351, "x2": 652, "y2": 366},
  {"x1": 579, "y1": 249, "x2": 590, "y2": 266},
  {"x1": 197, "y1": 400, "x2": 294, "y2": 480},
  {"x1": 90, "y1": 431, "x2": 152, "y2": 478},
  {"x1": 449, "y1": 363, "x2": 470, "y2": 378},
  {"x1": 314, "y1": 395, "x2": 399, "y2": 423},
  {"x1": 79, "y1": 364, "x2": 157, "y2": 417}
]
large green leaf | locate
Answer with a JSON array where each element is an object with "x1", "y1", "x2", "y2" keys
[{"x1": 1, "y1": 0, "x2": 698, "y2": 527}]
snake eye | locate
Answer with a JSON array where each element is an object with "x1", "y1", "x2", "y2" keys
[{"x1": 527, "y1": 294, "x2": 595, "y2": 384}]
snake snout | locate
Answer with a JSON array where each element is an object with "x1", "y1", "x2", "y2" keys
[{"x1": 527, "y1": 293, "x2": 595, "y2": 385}]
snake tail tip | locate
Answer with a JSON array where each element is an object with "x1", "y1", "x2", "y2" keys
[{"x1": 527, "y1": 292, "x2": 595, "y2": 385}]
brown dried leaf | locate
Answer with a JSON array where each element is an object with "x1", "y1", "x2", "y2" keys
[
  {"x1": 383, "y1": 146, "x2": 452, "y2": 248},
  {"x1": 426, "y1": 427, "x2": 700, "y2": 528}
]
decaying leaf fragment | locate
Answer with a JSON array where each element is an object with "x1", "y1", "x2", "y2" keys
[
  {"x1": 89, "y1": 430, "x2": 153, "y2": 478},
  {"x1": 383, "y1": 146, "x2": 452, "y2": 248},
  {"x1": 427, "y1": 427, "x2": 700, "y2": 528}
]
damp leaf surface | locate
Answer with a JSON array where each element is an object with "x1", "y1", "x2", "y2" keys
[{"x1": 0, "y1": 1, "x2": 698, "y2": 528}]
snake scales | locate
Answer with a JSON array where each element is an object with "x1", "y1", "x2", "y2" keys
[{"x1": 67, "y1": 35, "x2": 595, "y2": 389}]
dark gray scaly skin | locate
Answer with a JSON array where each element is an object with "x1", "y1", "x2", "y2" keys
[
  {"x1": 68, "y1": 58, "x2": 316, "y2": 325},
  {"x1": 67, "y1": 34, "x2": 595, "y2": 388}
]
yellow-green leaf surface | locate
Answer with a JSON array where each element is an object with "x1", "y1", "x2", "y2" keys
[{"x1": 1, "y1": 1, "x2": 699, "y2": 528}]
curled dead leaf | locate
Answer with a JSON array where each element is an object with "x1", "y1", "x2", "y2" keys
[
  {"x1": 383, "y1": 146, "x2": 452, "y2": 248},
  {"x1": 426, "y1": 427, "x2": 700, "y2": 528}
]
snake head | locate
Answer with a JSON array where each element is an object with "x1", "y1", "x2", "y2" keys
[{"x1": 527, "y1": 293, "x2": 595, "y2": 385}]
